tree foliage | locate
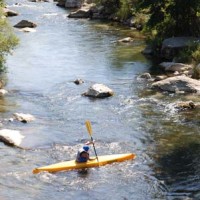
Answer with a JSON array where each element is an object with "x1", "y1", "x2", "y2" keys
[
  {"x1": 0, "y1": 5, "x2": 18, "y2": 65},
  {"x1": 96, "y1": 0, "x2": 137, "y2": 20},
  {"x1": 138, "y1": 0, "x2": 200, "y2": 38}
]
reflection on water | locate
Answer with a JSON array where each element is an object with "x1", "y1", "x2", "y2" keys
[{"x1": 155, "y1": 142, "x2": 200, "y2": 199}]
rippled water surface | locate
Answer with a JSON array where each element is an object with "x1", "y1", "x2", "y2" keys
[{"x1": 1, "y1": 0, "x2": 200, "y2": 199}]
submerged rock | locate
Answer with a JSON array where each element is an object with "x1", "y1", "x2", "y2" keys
[
  {"x1": 151, "y1": 76, "x2": 200, "y2": 93},
  {"x1": 0, "y1": 129, "x2": 24, "y2": 147},
  {"x1": 74, "y1": 79, "x2": 84, "y2": 85},
  {"x1": 14, "y1": 20, "x2": 37, "y2": 28},
  {"x1": 83, "y1": 84, "x2": 114, "y2": 98},
  {"x1": 13, "y1": 113, "x2": 35, "y2": 123}
]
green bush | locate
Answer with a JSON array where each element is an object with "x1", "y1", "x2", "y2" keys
[
  {"x1": 173, "y1": 43, "x2": 200, "y2": 64},
  {"x1": 0, "y1": 6, "x2": 18, "y2": 66},
  {"x1": 192, "y1": 45, "x2": 200, "y2": 64},
  {"x1": 116, "y1": 0, "x2": 133, "y2": 21},
  {"x1": 138, "y1": 0, "x2": 200, "y2": 38}
]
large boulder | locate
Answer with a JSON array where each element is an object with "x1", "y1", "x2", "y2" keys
[
  {"x1": 159, "y1": 62, "x2": 193, "y2": 73},
  {"x1": 68, "y1": 3, "x2": 95, "y2": 18},
  {"x1": 161, "y1": 37, "x2": 200, "y2": 60},
  {"x1": 83, "y1": 84, "x2": 114, "y2": 98},
  {"x1": 151, "y1": 75, "x2": 200, "y2": 93},
  {"x1": 65, "y1": 0, "x2": 83, "y2": 8},
  {"x1": 0, "y1": 129, "x2": 24, "y2": 147},
  {"x1": 68, "y1": 8, "x2": 92, "y2": 18},
  {"x1": 14, "y1": 20, "x2": 37, "y2": 28}
]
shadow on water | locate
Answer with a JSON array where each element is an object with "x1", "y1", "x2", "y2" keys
[
  {"x1": 155, "y1": 142, "x2": 200, "y2": 199},
  {"x1": 77, "y1": 169, "x2": 89, "y2": 178}
]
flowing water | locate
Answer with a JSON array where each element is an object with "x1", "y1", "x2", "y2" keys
[{"x1": 1, "y1": 0, "x2": 200, "y2": 199}]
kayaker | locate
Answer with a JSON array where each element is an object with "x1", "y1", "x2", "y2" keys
[{"x1": 76, "y1": 141, "x2": 94, "y2": 163}]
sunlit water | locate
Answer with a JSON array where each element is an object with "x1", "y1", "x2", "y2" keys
[{"x1": 1, "y1": 0, "x2": 200, "y2": 199}]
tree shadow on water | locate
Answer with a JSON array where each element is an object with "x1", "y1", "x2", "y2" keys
[{"x1": 155, "y1": 142, "x2": 200, "y2": 198}]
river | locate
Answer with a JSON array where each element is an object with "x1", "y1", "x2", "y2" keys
[{"x1": 1, "y1": 0, "x2": 200, "y2": 199}]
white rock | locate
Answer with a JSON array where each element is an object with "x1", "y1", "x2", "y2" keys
[
  {"x1": 13, "y1": 113, "x2": 35, "y2": 123},
  {"x1": 0, "y1": 89, "x2": 8, "y2": 96},
  {"x1": 152, "y1": 75, "x2": 200, "y2": 93},
  {"x1": 117, "y1": 37, "x2": 134, "y2": 43},
  {"x1": 0, "y1": 129, "x2": 24, "y2": 146},
  {"x1": 83, "y1": 84, "x2": 114, "y2": 98}
]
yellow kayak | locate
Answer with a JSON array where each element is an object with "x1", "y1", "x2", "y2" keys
[{"x1": 33, "y1": 153, "x2": 136, "y2": 174}]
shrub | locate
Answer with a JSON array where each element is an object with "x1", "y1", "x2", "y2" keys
[
  {"x1": 0, "y1": 6, "x2": 18, "y2": 66},
  {"x1": 192, "y1": 45, "x2": 200, "y2": 64}
]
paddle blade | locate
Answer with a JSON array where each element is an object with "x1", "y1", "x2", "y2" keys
[{"x1": 85, "y1": 120, "x2": 92, "y2": 136}]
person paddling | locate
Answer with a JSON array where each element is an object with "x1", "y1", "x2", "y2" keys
[{"x1": 76, "y1": 141, "x2": 95, "y2": 163}]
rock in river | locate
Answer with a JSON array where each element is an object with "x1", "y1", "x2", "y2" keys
[
  {"x1": 3, "y1": 8, "x2": 19, "y2": 17},
  {"x1": 68, "y1": 7, "x2": 92, "y2": 18},
  {"x1": 83, "y1": 84, "x2": 114, "y2": 98},
  {"x1": 0, "y1": 129, "x2": 24, "y2": 147},
  {"x1": 14, "y1": 20, "x2": 37, "y2": 28},
  {"x1": 151, "y1": 75, "x2": 200, "y2": 93},
  {"x1": 13, "y1": 113, "x2": 35, "y2": 123},
  {"x1": 74, "y1": 79, "x2": 84, "y2": 85},
  {"x1": 0, "y1": 89, "x2": 8, "y2": 96}
]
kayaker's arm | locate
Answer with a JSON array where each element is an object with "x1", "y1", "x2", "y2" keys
[{"x1": 85, "y1": 140, "x2": 95, "y2": 145}]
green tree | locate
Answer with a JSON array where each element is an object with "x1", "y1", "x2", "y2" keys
[
  {"x1": 0, "y1": 4, "x2": 18, "y2": 66},
  {"x1": 139, "y1": 0, "x2": 200, "y2": 38}
]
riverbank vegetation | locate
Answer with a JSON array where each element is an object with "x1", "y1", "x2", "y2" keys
[
  {"x1": 95, "y1": 0, "x2": 200, "y2": 64},
  {"x1": 0, "y1": 2, "x2": 18, "y2": 69}
]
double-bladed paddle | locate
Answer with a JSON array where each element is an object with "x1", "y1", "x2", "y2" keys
[{"x1": 85, "y1": 120, "x2": 99, "y2": 163}]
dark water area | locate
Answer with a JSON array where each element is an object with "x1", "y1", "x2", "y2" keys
[{"x1": 1, "y1": 0, "x2": 200, "y2": 199}]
